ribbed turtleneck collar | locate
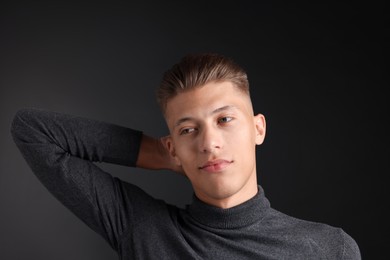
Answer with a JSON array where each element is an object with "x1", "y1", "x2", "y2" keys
[{"x1": 186, "y1": 185, "x2": 270, "y2": 229}]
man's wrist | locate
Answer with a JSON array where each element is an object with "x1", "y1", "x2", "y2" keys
[{"x1": 136, "y1": 134, "x2": 166, "y2": 170}]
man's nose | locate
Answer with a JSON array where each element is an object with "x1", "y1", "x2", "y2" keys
[{"x1": 199, "y1": 126, "x2": 222, "y2": 153}]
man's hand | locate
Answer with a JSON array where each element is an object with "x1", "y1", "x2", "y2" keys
[{"x1": 136, "y1": 134, "x2": 185, "y2": 176}]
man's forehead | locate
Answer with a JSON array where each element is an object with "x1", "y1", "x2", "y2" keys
[{"x1": 164, "y1": 81, "x2": 252, "y2": 124}]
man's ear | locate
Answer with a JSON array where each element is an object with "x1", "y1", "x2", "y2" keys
[
  {"x1": 163, "y1": 136, "x2": 182, "y2": 166},
  {"x1": 254, "y1": 113, "x2": 266, "y2": 145}
]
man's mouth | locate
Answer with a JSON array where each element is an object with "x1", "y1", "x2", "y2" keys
[{"x1": 199, "y1": 159, "x2": 233, "y2": 173}]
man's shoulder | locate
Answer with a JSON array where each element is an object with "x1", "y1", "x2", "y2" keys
[{"x1": 262, "y1": 208, "x2": 361, "y2": 259}]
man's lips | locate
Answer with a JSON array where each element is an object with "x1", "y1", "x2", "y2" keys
[{"x1": 199, "y1": 159, "x2": 233, "y2": 173}]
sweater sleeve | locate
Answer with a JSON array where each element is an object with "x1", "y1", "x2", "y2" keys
[
  {"x1": 341, "y1": 229, "x2": 361, "y2": 260},
  {"x1": 10, "y1": 107, "x2": 143, "y2": 250}
]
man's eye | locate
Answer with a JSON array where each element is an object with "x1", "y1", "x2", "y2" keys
[
  {"x1": 180, "y1": 128, "x2": 196, "y2": 135},
  {"x1": 218, "y1": 117, "x2": 233, "y2": 124}
]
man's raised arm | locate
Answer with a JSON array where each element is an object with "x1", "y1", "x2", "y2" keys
[{"x1": 10, "y1": 107, "x2": 173, "y2": 250}]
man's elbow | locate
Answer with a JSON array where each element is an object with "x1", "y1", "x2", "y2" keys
[{"x1": 10, "y1": 108, "x2": 36, "y2": 144}]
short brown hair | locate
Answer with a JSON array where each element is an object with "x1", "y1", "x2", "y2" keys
[{"x1": 156, "y1": 53, "x2": 250, "y2": 113}]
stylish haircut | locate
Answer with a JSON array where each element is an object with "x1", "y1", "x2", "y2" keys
[{"x1": 156, "y1": 53, "x2": 250, "y2": 114}]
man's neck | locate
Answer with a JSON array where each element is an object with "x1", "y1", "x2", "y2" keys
[{"x1": 195, "y1": 176, "x2": 259, "y2": 209}]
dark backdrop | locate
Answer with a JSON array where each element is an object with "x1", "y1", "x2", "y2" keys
[{"x1": 0, "y1": 1, "x2": 388, "y2": 259}]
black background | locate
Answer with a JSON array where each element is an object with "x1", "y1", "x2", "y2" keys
[{"x1": 0, "y1": 1, "x2": 388, "y2": 259}]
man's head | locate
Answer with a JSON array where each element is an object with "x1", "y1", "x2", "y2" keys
[{"x1": 157, "y1": 53, "x2": 266, "y2": 208}]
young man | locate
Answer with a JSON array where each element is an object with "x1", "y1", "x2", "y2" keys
[{"x1": 11, "y1": 53, "x2": 361, "y2": 259}]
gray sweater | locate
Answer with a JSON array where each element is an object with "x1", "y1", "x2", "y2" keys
[{"x1": 10, "y1": 108, "x2": 361, "y2": 260}]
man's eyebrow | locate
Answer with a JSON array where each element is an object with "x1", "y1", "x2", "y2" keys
[
  {"x1": 175, "y1": 117, "x2": 194, "y2": 127},
  {"x1": 174, "y1": 106, "x2": 237, "y2": 127},
  {"x1": 211, "y1": 105, "x2": 237, "y2": 115}
]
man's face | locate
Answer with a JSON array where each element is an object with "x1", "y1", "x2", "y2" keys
[{"x1": 165, "y1": 81, "x2": 266, "y2": 208}]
